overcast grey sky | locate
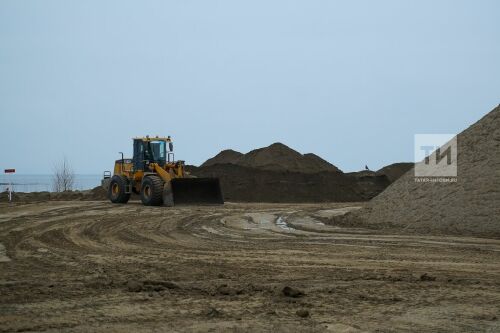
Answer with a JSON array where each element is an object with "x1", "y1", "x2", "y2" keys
[{"x1": 1, "y1": 0, "x2": 499, "y2": 174}]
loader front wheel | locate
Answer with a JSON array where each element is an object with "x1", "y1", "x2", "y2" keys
[
  {"x1": 141, "y1": 175, "x2": 164, "y2": 206},
  {"x1": 108, "y1": 175, "x2": 131, "y2": 204}
]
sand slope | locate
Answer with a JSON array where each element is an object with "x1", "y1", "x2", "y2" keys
[{"x1": 361, "y1": 105, "x2": 500, "y2": 236}]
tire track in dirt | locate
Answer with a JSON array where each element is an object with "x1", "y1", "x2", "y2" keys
[{"x1": 1, "y1": 201, "x2": 500, "y2": 332}]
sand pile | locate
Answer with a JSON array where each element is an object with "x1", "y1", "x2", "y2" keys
[
  {"x1": 201, "y1": 149, "x2": 243, "y2": 167},
  {"x1": 201, "y1": 143, "x2": 342, "y2": 173},
  {"x1": 0, "y1": 186, "x2": 109, "y2": 203},
  {"x1": 188, "y1": 163, "x2": 388, "y2": 202},
  {"x1": 376, "y1": 162, "x2": 414, "y2": 183},
  {"x1": 188, "y1": 143, "x2": 395, "y2": 202},
  {"x1": 346, "y1": 163, "x2": 413, "y2": 184},
  {"x1": 237, "y1": 143, "x2": 342, "y2": 173},
  {"x1": 359, "y1": 105, "x2": 500, "y2": 237},
  {"x1": 88, "y1": 186, "x2": 108, "y2": 200}
]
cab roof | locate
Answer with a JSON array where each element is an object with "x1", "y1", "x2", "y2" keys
[{"x1": 133, "y1": 136, "x2": 172, "y2": 142}]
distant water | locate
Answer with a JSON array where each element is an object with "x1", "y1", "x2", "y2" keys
[{"x1": 0, "y1": 174, "x2": 102, "y2": 193}]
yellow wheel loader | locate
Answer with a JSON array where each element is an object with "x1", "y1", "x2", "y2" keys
[{"x1": 101, "y1": 136, "x2": 223, "y2": 206}]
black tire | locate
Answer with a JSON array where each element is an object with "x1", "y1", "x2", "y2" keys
[
  {"x1": 141, "y1": 175, "x2": 164, "y2": 206},
  {"x1": 108, "y1": 175, "x2": 131, "y2": 204}
]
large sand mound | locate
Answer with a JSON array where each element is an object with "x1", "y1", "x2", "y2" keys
[
  {"x1": 201, "y1": 143, "x2": 342, "y2": 174},
  {"x1": 189, "y1": 143, "x2": 395, "y2": 202},
  {"x1": 360, "y1": 105, "x2": 500, "y2": 237},
  {"x1": 189, "y1": 163, "x2": 388, "y2": 202},
  {"x1": 238, "y1": 143, "x2": 342, "y2": 173}
]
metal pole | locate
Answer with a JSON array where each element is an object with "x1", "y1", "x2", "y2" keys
[
  {"x1": 8, "y1": 174, "x2": 12, "y2": 203},
  {"x1": 3, "y1": 169, "x2": 15, "y2": 203}
]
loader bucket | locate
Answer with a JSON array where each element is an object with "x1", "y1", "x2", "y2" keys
[{"x1": 171, "y1": 178, "x2": 224, "y2": 205}]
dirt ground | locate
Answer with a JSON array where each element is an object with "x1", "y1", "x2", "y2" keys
[{"x1": 1, "y1": 201, "x2": 499, "y2": 332}]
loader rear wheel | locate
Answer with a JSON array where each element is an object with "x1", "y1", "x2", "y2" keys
[
  {"x1": 108, "y1": 175, "x2": 131, "y2": 204},
  {"x1": 141, "y1": 175, "x2": 164, "y2": 206}
]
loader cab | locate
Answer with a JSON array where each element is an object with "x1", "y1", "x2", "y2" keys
[{"x1": 133, "y1": 138, "x2": 171, "y2": 171}]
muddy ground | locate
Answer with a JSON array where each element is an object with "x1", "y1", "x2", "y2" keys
[{"x1": 1, "y1": 201, "x2": 499, "y2": 332}]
